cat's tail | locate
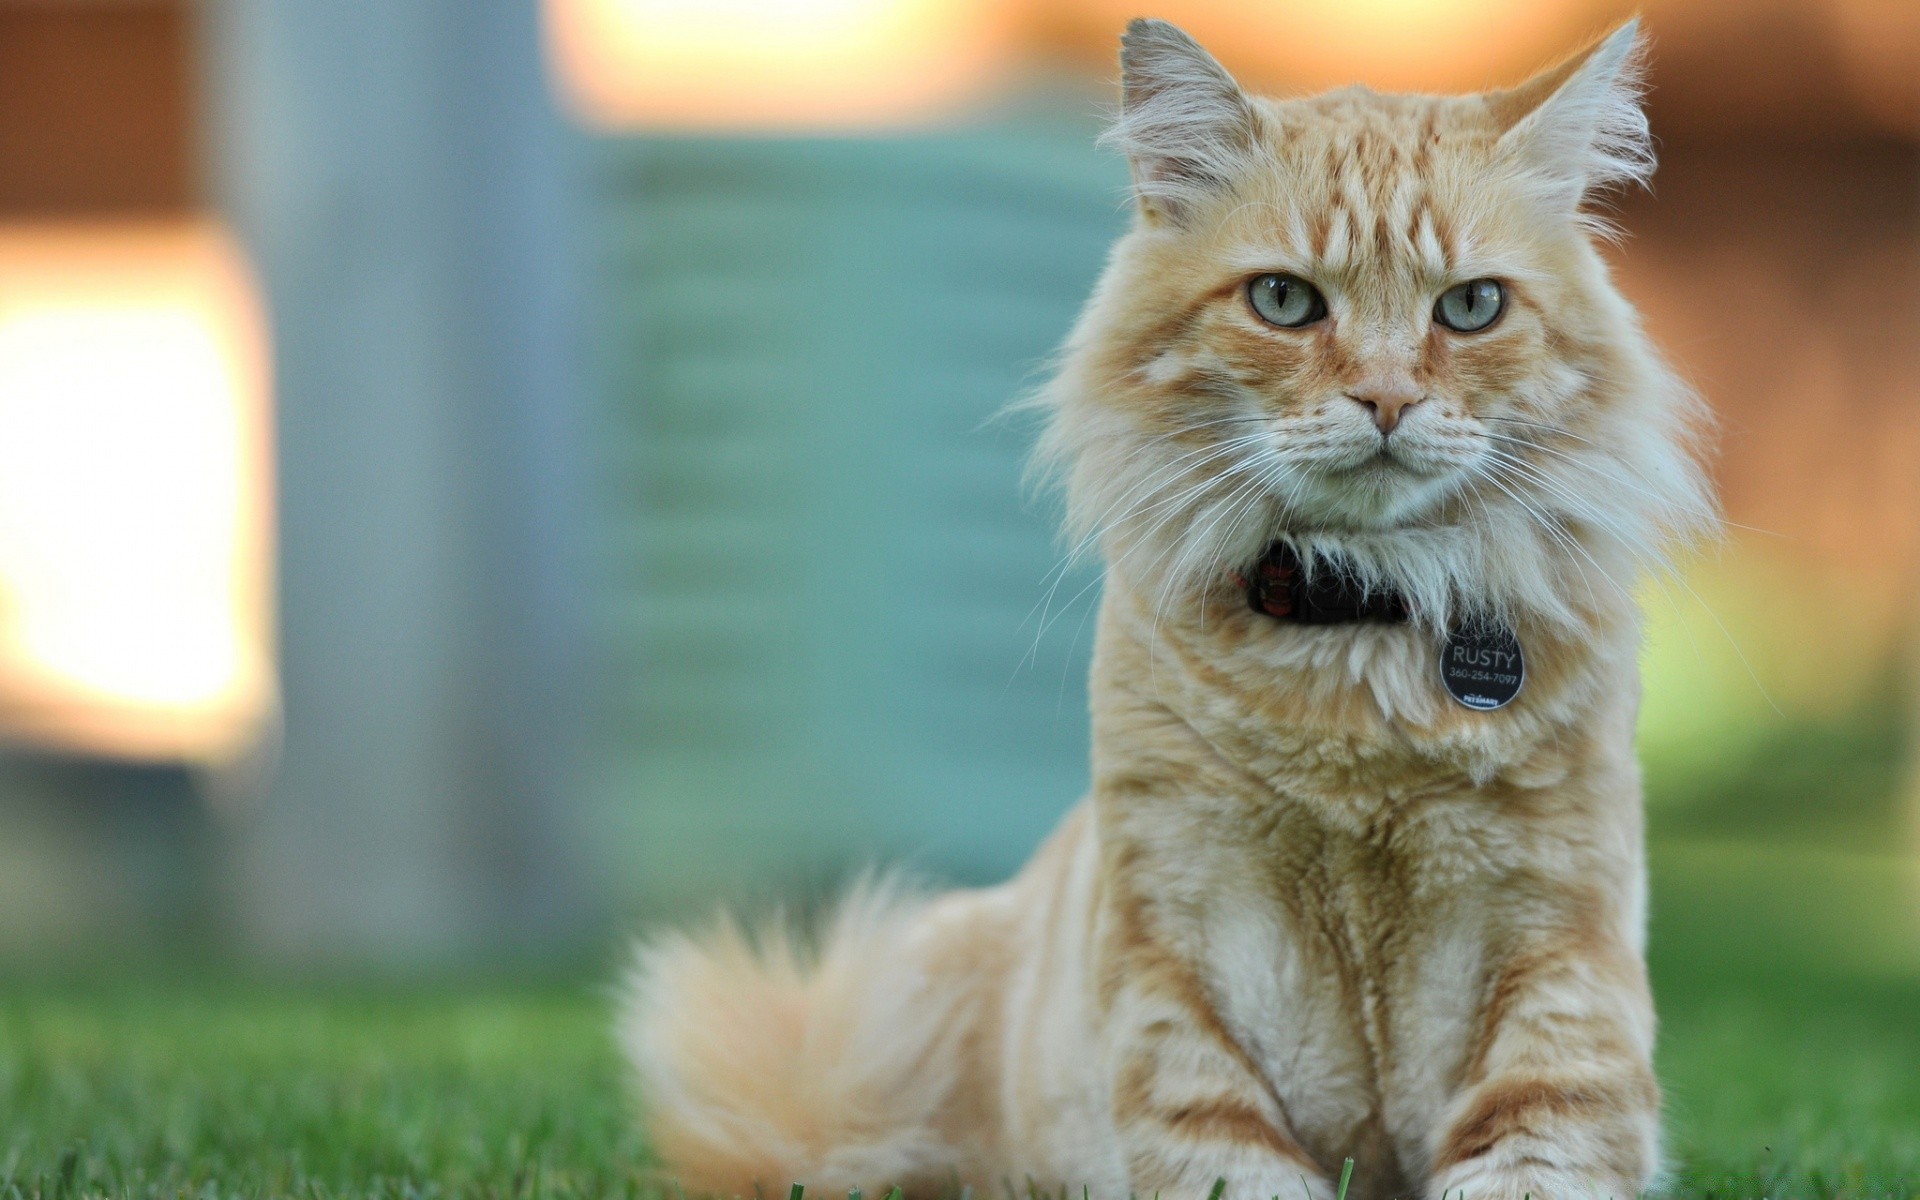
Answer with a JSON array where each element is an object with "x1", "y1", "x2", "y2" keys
[{"x1": 618, "y1": 880, "x2": 972, "y2": 1198}]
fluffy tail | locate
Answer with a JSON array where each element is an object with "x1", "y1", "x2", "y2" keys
[{"x1": 619, "y1": 881, "x2": 969, "y2": 1197}]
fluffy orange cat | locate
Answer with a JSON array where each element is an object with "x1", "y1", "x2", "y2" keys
[{"x1": 622, "y1": 17, "x2": 1715, "y2": 1200}]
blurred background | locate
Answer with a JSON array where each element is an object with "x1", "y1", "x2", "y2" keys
[{"x1": 0, "y1": 0, "x2": 1913, "y2": 995}]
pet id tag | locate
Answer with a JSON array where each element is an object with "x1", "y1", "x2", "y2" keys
[{"x1": 1439, "y1": 622, "x2": 1525, "y2": 711}]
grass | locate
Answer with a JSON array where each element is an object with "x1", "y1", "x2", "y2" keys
[
  {"x1": 1652, "y1": 970, "x2": 1920, "y2": 1199},
  {"x1": 3, "y1": 685, "x2": 1915, "y2": 1199},
  {"x1": 0, "y1": 982, "x2": 647, "y2": 1199},
  {"x1": 0, "y1": 949, "x2": 1916, "y2": 1200}
]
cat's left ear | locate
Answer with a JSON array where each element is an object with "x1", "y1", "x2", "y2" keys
[{"x1": 1492, "y1": 21, "x2": 1653, "y2": 211}]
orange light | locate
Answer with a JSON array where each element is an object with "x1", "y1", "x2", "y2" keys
[
  {"x1": 0, "y1": 220, "x2": 274, "y2": 763},
  {"x1": 544, "y1": 0, "x2": 1014, "y2": 130},
  {"x1": 1069, "y1": 0, "x2": 1606, "y2": 93}
]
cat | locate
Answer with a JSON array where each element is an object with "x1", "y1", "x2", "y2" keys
[{"x1": 621, "y1": 17, "x2": 1714, "y2": 1200}]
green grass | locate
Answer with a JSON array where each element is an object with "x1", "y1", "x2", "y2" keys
[
  {"x1": 0, "y1": 982, "x2": 648, "y2": 1199},
  {"x1": 0, "y1": 953, "x2": 1916, "y2": 1200},
  {"x1": 1654, "y1": 974, "x2": 1920, "y2": 1199},
  {"x1": 3, "y1": 684, "x2": 1916, "y2": 1200}
]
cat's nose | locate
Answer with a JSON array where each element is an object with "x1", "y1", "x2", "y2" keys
[{"x1": 1346, "y1": 382, "x2": 1425, "y2": 435}]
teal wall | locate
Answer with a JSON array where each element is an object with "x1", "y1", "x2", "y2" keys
[{"x1": 588, "y1": 124, "x2": 1130, "y2": 909}]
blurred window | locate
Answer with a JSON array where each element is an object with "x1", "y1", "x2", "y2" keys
[
  {"x1": 0, "y1": 0, "x2": 196, "y2": 215},
  {"x1": 543, "y1": 0, "x2": 1016, "y2": 130},
  {"x1": 0, "y1": 1, "x2": 273, "y2": 764}
]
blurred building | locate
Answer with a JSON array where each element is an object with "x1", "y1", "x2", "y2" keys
[
  {"x1": 558, "y1": 0, "x2": 1920, "y2": 941},
  {"x1": 0, "y1": 0, "x2": 267, "y2": 957},
  {"x1": 0, "y1": 0, "x2": 1913, "y2": 970},
  {"x1": 0, "y1": 0, "x2": 590, "y2": 966}
]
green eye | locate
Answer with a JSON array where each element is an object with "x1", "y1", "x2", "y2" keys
[
  {"x1": 1435, "y1": 279, "x2": 1504, "y2": 332},
  {"x1": 1248, "y1": 274, "x2": 1327, "y2": 328}
]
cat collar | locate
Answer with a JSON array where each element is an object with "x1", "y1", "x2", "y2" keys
[
  {"x1": 1233, "y1": 543, "x2": 1526, "y2": 710},
  {"x1": 1233, "y1": 542, "x2": 1409, "y2": 625}
]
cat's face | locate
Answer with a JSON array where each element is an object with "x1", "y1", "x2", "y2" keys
[
  {"x1": 1040, "y1": 19, "x2": 1710, "y2": 627},
  {"x1": 1120, "y1": 86, "x2": 1609, "y2": 529}
]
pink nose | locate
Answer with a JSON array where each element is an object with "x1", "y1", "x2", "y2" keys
[{"x1": 1347, "y1": 383, "x2": 1425, "y2": 434}]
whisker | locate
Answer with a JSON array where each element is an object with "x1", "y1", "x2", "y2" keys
[
  {"x1": 1145, "y1": 459, "x2": 1281, "y2": 683},
  {"x1": 1476, "y1": 445, "x2": 1722, "y2": 670},
  {"x1": 1018, "y1": 430, "x2": 1274, "y2": 669},
  {"x1": 1478, "y1": 451, "x2": 1774, "y2": 708},
  {"x1": 1462, "y1": 462, "x2": 1602, "y2": 614},
  {"x1": 1481, "y1": 432, "x2": 1713, "y2": 521},
  {"x1": 1024, "y1": 428, "x2": 1283, "y2": 675},
  {"x1": 1040, "y1": 425, "x2": 1274, "y2": 585},
  {"x1": 1490, "y1": 443, "x2": 1782, "y2": 715},
  {"x1": 1482, "y1": 429, "x2": 1771, "y2": 538},
  {"x1": 1470, "y1": 457, "x2": 1636, "y2": 607}
]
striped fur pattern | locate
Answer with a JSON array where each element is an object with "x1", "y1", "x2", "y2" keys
[{"x1": 623, "y1": 18, "x2": 1714, "y2": 1200}]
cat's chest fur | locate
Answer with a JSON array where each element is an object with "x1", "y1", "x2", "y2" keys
[
  {"x1": 1186, "y1": 797, "x2": 1508, "y2": 1190},
  {"x1": 1078, "y1": 564, "x2": 1641, "y2": 1195},
  {"x1": 1093, "y1": 610, "x2": 1626, "y2": 1189}
]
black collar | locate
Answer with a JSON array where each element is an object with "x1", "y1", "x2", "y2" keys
[{"x1": 1236, "y1": 542, "x2": 1409, "y2": 625}]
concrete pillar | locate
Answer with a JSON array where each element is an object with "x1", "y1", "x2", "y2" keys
[{"x1": 201, "y1": 0, "x2": 595, "y2": 965}]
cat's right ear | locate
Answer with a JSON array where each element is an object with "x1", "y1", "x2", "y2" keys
[{"x1": 1104, "y1": 19, "x2": 1255, "y2": 225}]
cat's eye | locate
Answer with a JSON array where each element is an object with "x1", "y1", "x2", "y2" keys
[
  {"x1": 1434, "y1": 279, "x2": 1505, "y2": 333},
  {"x1": 1247, "y1": 274, "x2": 1327, "y2": 329}
]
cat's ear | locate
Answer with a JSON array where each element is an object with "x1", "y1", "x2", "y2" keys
[
  {"x1": 1104, "y1": 19, "x2": 1256, "y2": 225},
  {"x1": 1492, "y1": 21, "x2": 1653, "y2": 211}
]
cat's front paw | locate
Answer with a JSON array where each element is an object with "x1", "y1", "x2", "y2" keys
[
  {"x1": 1136, "y1": 1167, "x2": 1339, "y2": 1200},
  {"x1": 1431, "y1": 1160, "x2": 1641, "y2": 1200}
]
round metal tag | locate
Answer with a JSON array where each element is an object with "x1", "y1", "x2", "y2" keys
[{"x1": 1439, "y1": 622, "x2": 1525, "y2": 711}]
